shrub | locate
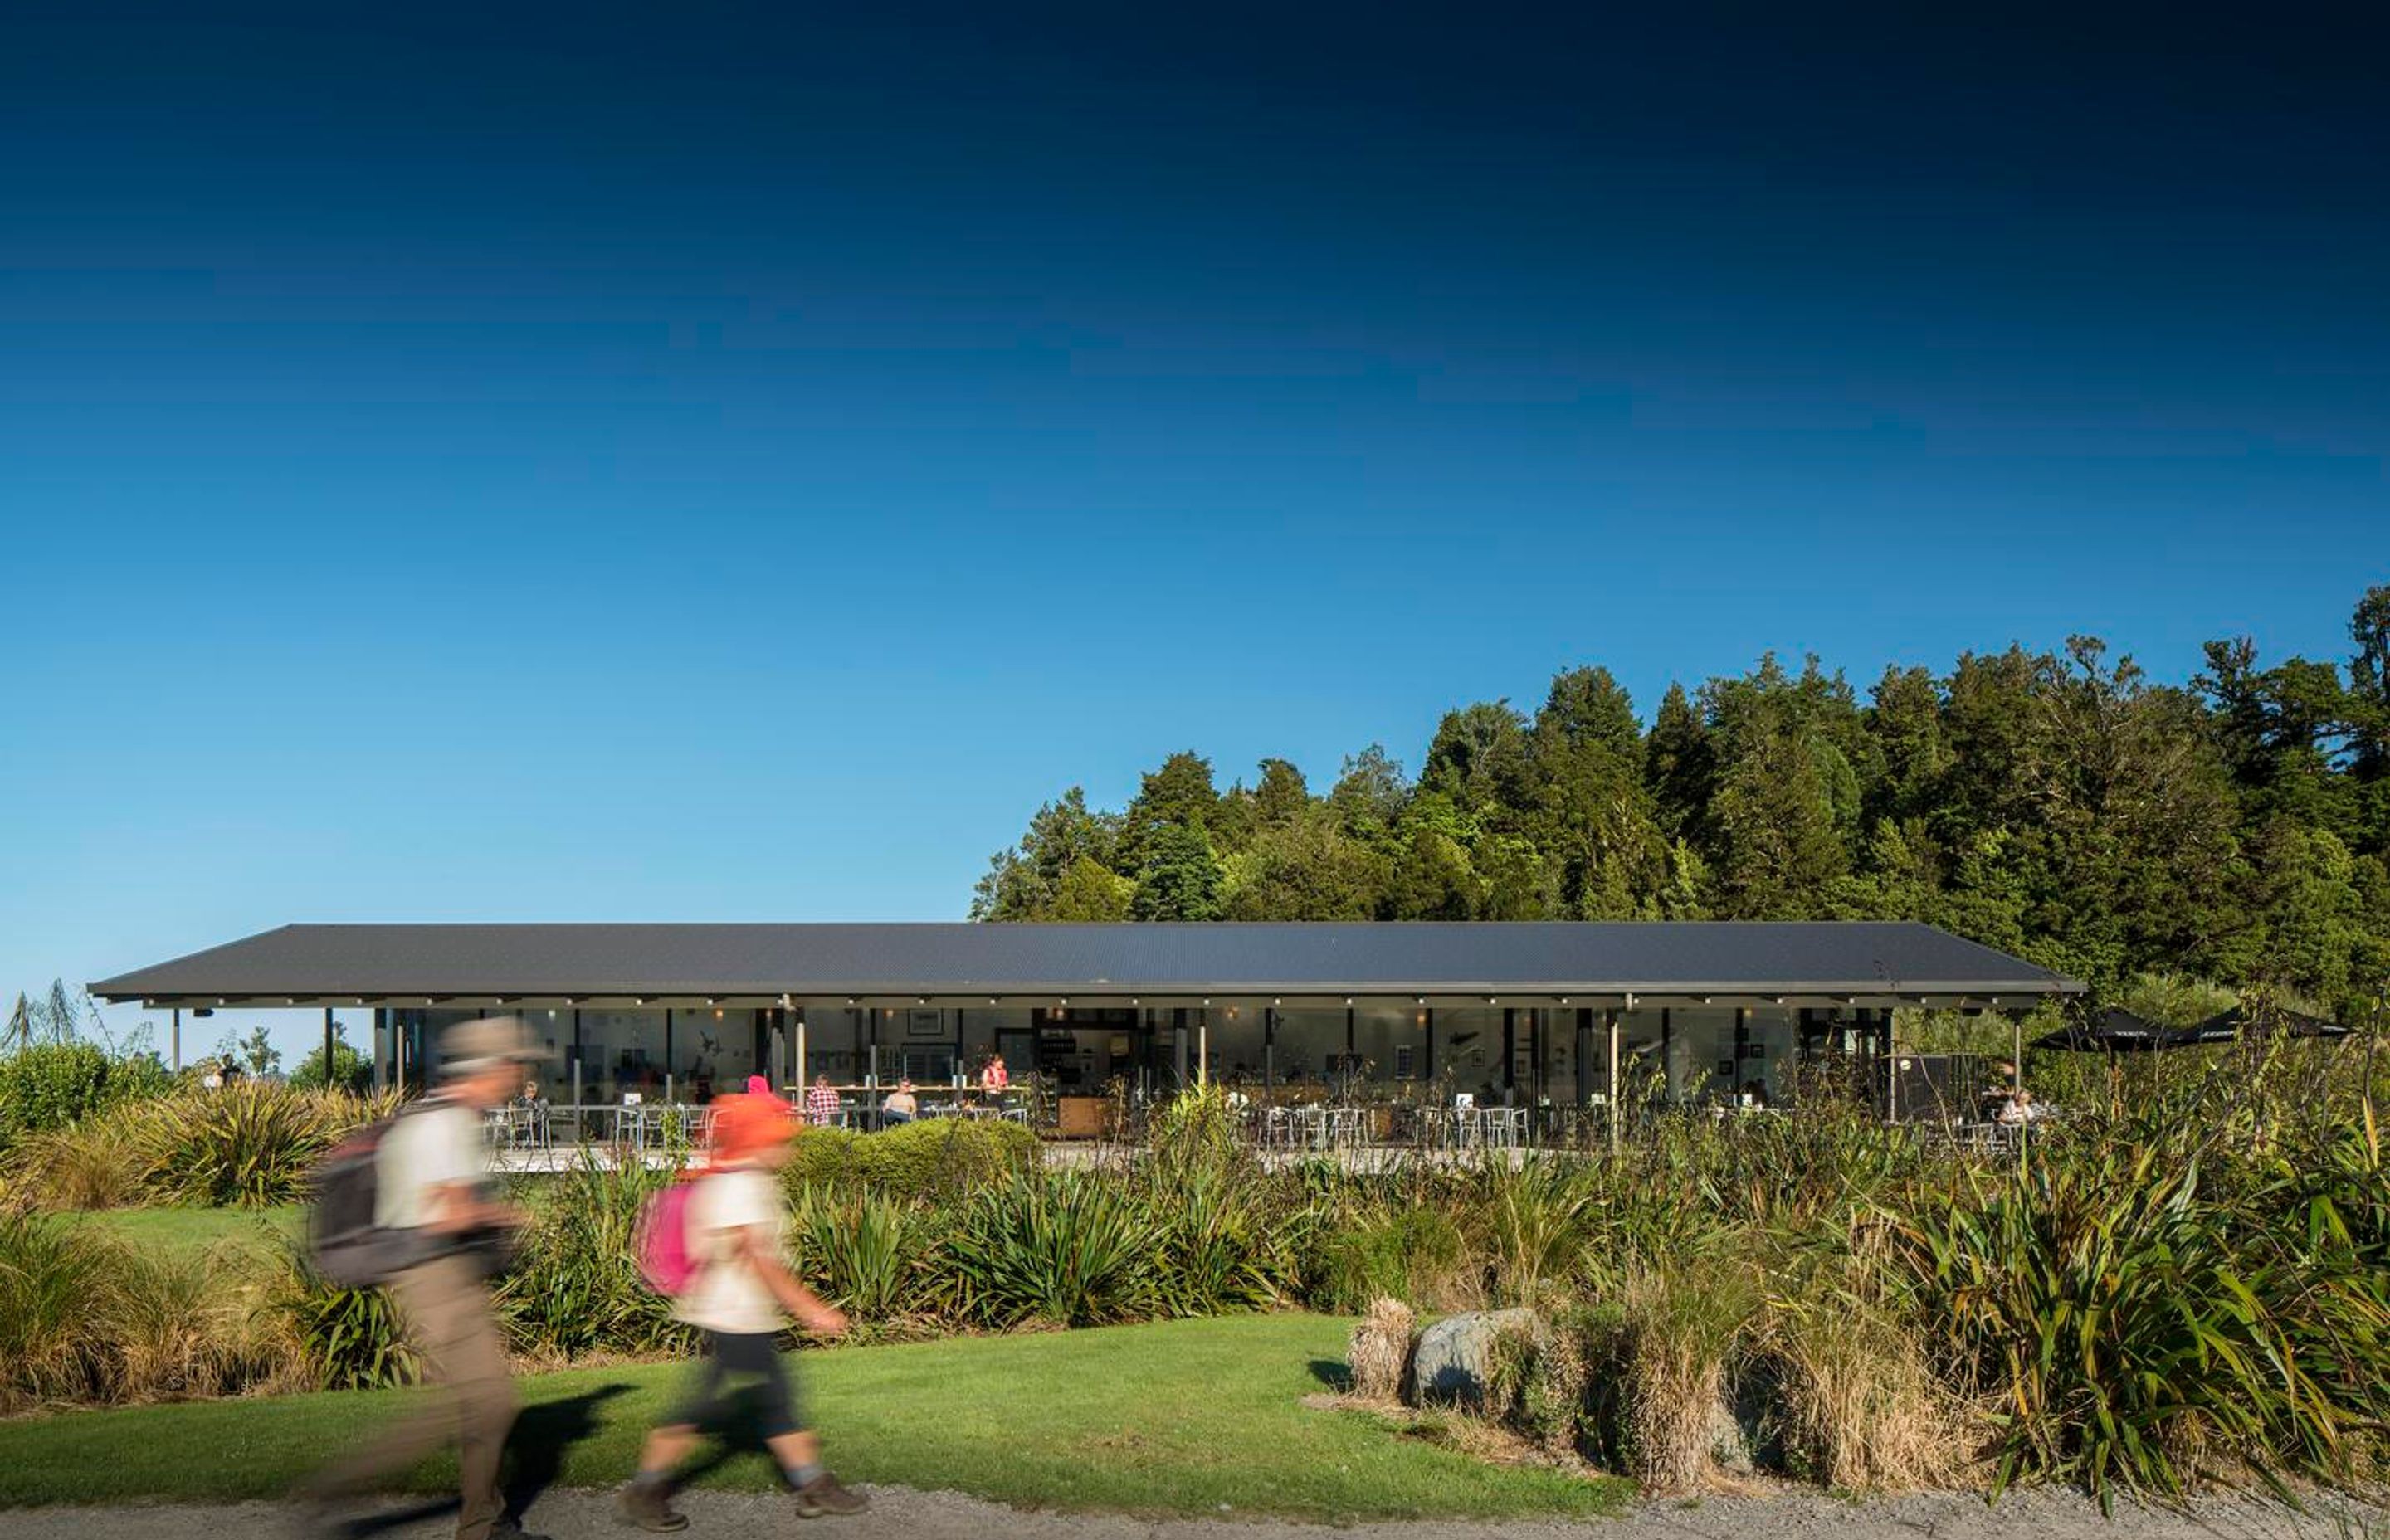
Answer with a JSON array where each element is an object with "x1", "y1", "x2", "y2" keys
[
  {"x1": 0, "y1": 1211, "x2": 115, "y2": 1408},
  {"x1": 0, "y1": 1043, "x2": 170, "y2": 1157},
  {"x1": 115, "y1": 1084, "x2": 389, "y2": 1208},
  {"x1": 787, "y1": 1184, "x2": 944, "y2": 1328},
  {"x1": 266, "y1": 1242, "x2": 420, "y2": 1391},
  {"x1": 1306, "y1": 1201, "x2": 1470, "y2": 1313},
  {"x1": 944, "y1": 1169, "x2": 1167, "y2": 1327},
  {"x1": 782, "y1": 1118, "x2": 1038, "y2": 1201},
  {"x1": 7, "y1": 1120, "x2": 142, "y2": 1210},
  {"x1": 493, "y1": 1157, "x2": 691, "y2": 1361},
  {"x1": 1886, "y1": 1136, "x2": 2390, "y2": 1503}
]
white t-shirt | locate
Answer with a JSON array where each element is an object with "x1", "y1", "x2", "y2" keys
[
  {"x1": 375, "y1": 1102, "x2": 485, "y2": 1231},
  {"x1": 675, "y1": 1167, "x2": 786, "y2": 1335}
]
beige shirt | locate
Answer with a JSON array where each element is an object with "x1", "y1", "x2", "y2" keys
[
  {"x1": 674, "y1": 1167, "x2": 786, "y2": 1335},
  {"x1": 375, "y1": 1102, "x2": 485, "y2": 1230}
]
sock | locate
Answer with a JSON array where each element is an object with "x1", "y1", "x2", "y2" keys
[
  {"x1": 788, "y1": 1461, "x2": 825, "y2": 1489},
  {"x1": 630, "y1": 1469, "x2": 671, "y2": 1495}
]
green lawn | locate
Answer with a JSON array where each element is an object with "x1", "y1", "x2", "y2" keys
[
  {"x1": 0, "y1": 1314, "x2": 1627, "y2": 1521},
  {"x1": 76, "y1": 1206, "x2": 300, "y2": 1265}
]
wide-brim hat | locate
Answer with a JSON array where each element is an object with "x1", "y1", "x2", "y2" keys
[{"x1": 439, "y1": 1016, "x2": 558, "y2": 1078}]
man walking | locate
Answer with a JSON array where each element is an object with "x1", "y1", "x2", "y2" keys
[{"x1": 305, "y1": 1016, "x2": 549, "y2": 1540}]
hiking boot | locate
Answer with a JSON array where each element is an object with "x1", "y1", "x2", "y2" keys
[
  {"x1": 617, "y1": 1480, "x2": 690, "y2": 1533},
  {"x1": 791, "y1": 1470, "x2": 869, "y2": 1518},
  {"x1": 493, "y1": 1522, "x2": 554, "y2": 1540}
]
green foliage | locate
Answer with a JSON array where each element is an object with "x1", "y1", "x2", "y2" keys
[
  {"x1": 944, "y1": 1169, "x2": 1168, "y2": 1327},
  {"x1": 266, "y1": 1246, "x2": 421, "y2": 1391},
  {"x1": 288, "y1": 1032, "x2": 373, "y2": 1094},
  {"x1": 779, "y1": 1117, "x2": 1039, "y2": 1201},
  {"x1": 112, "y1": 1084, "x2": 388, "y2": 1208},
  {"x1": 491, "y1": 1157, "x2": 692, "y2": 1360},
  {"x1": 0, "y1": 1041, "x2": 170, "y2": 1156},
  {"x1": 786, "y1": 1184, "x2": 944, "y2": 1327},
  {"x1": 970, "y1": 583, "x2": 2390, "y2": 1021}
]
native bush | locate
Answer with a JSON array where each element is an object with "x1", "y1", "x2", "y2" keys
[
  {"x1": 944, "y1": 1169, "x2": 1168, "y2": 1327},
  {"x1": 781, "y1": 1118, "x2": 1038, "y2": 1201},
  {"x1": 115, "y1": 1084, "x2": 393, "y2": 1208},
  {"x1": 0, "y1": 1042, "x2": 172, "y2": 1158},
  {"x1": 493, "y1": 1157, "x2": 690, "y2": 1360},
  {"x1": 7, "y1": 1119, "x2": 144, "y2": 1209},
  {"x1": 267, "y1": 1242, "x2": 421, "y2": 1391},
  {"x1": 1305, "y1": 1201, "x2": 1470, "y2": 1313},
  {"x1": 0, "y1": 1211, "x2": 115, "y2": 1408},
  {"x1": 1885, "y1": 1133, "x2": 2390, "y2": 1504},
  {"x1": 0, "y1": 1212, "x2": 302, "y2": 1408},
  {"x1": 786, "y1": 1183, "x2": 945, "y2": 1328}
]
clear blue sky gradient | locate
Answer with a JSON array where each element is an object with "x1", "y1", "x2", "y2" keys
[{"x1": 4, "y1": 4, "x2": 2384, "y2": 1060}]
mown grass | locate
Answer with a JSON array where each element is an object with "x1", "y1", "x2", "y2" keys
[
  {"x1": 0, "y1": 1313, "x2": 1628, "y2": 1520},
  {"x1": 76, "y1": 1206, "x2": 300, "y2": 1265}
]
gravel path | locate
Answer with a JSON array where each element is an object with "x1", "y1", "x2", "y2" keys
[{"x1": 7, "y1": 1485, "x2": 2383, "y2": 1540}]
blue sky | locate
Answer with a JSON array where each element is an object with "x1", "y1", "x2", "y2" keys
[{"x1": 3, "y1": 3, "x2": 2383, "y2": 1061}]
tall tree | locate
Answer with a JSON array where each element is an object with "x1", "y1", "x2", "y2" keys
[
  {"x1": 971, "y1": 787, "x2": 1119, "y2": 920},
  {"x1": 1130, "y1": 821, "x2": 1225, "y2": 922}
]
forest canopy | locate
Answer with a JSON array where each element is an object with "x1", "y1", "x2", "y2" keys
[{"x1": 973, "y1": 585, "x2": 2390, "y2": 1021}]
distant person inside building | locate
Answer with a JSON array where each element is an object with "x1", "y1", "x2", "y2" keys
[
  {"x1": 978, "y1": 1053, "x2": 1009, "y2": 1096},
  {"x1": 303, "y1": 1016, "x2": 549, "y2": 1540},
  {"x1": 879, "y1": 1079, "x2": 918, "y2": 1128},
  {"x1": 803, "y1": 1073, "x2": 841, "y2": 1128}
]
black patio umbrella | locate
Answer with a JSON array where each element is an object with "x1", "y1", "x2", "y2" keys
[
  {"x1": 2032, "y1": 1008, "x2": 2227, "y2": 1052},
  {"x1": 2191, "y1": 1004, "x2": 2353, "y2": 1041}
]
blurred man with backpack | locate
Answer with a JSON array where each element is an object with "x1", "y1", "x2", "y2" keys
[
  {"x1": 620, "y1": 1089, "x2": 866, "y2": 1528},
  {"x1": 303, "y1": 1016, "x2": 549, "y2": 1540}
]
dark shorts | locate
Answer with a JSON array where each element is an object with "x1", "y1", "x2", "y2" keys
[{"x1": 668, "y1": 1330, "x2": 803, "y2": 1440}]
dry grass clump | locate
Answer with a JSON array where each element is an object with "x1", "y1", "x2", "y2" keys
[
  {"x1": 0, "y1": 1211, "x2": 295, "y2": 1411},
  {"x1": 10, "y1": 1121, "x2": 143, "y2": 1210},
  {"x1": 1619, "y1": 1257, "x2": 1761, "y2": 1493},
  {"x1": 1768, "y1": 1291, "x2": 1977, "y2": 1490},
  {"x1": 1346, "y1": 1297, "x2": 1415, "y2": 1402}
]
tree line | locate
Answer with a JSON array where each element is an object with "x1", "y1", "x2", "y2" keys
[{"x1": 973, "y1": 584, "x2": 2390, "y2": 1020}]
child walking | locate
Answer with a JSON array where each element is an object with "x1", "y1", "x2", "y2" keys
[{"x1": 620, "y1": 1091, "x2": 867, "y2": 1528}]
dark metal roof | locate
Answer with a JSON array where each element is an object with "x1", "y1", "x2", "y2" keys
[{"x1": 91, "y1": 922, "x2": 2080, "y2": 1003}]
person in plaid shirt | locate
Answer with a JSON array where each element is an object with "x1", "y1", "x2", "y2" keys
[{"x1": 803, "y1": 1073, "x2": 841, "y2": 1128}]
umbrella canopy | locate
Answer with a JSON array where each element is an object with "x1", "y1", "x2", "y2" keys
[
  {"x1": 2191, "y1": 1004, "x2": 2353, "y2": 1040},
  {"x1": 2036, "y1": 1003, "x2": 2354, "y2": 1052},
  {"x1": 2032, "y1": 1008, "x2": 2229, "y2": 1052}
]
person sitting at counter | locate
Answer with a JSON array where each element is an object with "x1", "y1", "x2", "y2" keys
[{"x1": 879, "y1": 1079, "x2": 919, "y2": 1128}]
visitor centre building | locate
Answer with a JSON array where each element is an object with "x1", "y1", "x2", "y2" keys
[{"x1": 92, "y1": 922, "x2": 2080, "y2": 1113}]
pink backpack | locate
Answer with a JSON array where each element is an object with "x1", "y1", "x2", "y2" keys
[{"x1": 635, "y1": 1179, "x2": 701, "y2": 1296}]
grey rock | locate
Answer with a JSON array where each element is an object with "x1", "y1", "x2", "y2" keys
[{"x1": 1407, "y1": 1307, "x2": 1539, "y2": 1409}]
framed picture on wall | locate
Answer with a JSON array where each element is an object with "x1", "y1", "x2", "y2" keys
[
  {"x1": 1394, "y1": 1045, "x2": 1416, "y2": 1079},
  {"x1": 905, "y1": 1009, "x2": 945, "y2": 1040}
]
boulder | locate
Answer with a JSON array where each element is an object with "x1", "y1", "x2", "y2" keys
[{"x1": 1408, "y1": 1308, "x2": 1539, "y2": 1409}]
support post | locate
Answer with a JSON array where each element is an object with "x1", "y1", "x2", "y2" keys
[
  {"x1": 1262, "y1": 1006, "x2": 1276, "y2": 1094},
  {"x1": 1197, "y1": 1011, "x2": 1209, "y2": 1089},
  {"x1": 1502, "y1": 1008, "x2": 1516, "y2": 1104},
  {"x1": 1607, "y1": 1006, "x2": 1622, "y2": 1153},
  {"x1": 1424, "y1": 1006, "x2": 1435, "y2": 1083},
  {"x1": 1171, "y1": 1008, "x2": 1188, "y2": 1091},
  {"x1": 172, "y1": 1006, "x2": 183, "y2": 1075},
  {"x1": 324, "y1": 1006, "x2": 336, "y2": 1089},
  {"x1": 664, "y1": 1008, "x2": 676, "y2": 1097},
  {"x1": 796, "y1": 1014, "x2": 808, "y2": 1089}
]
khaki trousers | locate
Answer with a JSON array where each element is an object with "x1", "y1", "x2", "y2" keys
[{"x1": 312, "y1": 1253, "x2": 518, "y2": 1540}]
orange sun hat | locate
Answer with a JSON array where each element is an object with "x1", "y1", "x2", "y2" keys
[{"x1": 706, "y1": 1089, "x2": 796, "y2": 1164}]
